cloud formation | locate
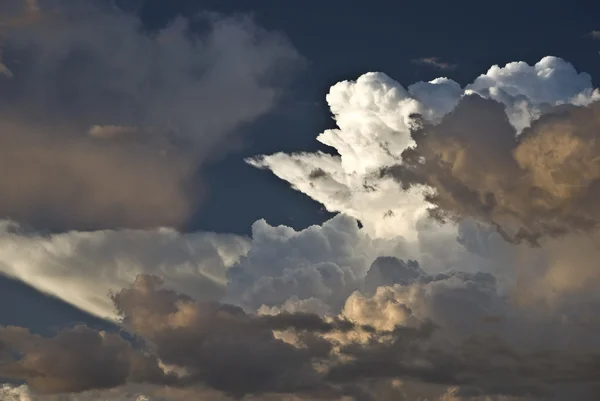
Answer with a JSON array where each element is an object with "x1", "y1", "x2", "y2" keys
[
  {"x1": 0, "y1": 220, "x2": 250, "y2": 319},
  {"x1": 0, "y1": 325, "x2": 169, "y2": 394},
  {"x1": 4, "y1": 48, "x2": 600, "y2": 401},
  {"x1": 250, "y1": 57, "x2": 598, "y2": 250},
  {"x1": 250, "y1": 56, "x2": 600, "y2": 243},
  {"x1": 391, "y1": 96, "x2": 600, "y2": 244},
  {"x1": 5, "y1": 271, "x2": 600, "y2": 400},
  {"x1": 226, "y1": 214, "x2": 408, "y2": 313},
  {"x1": 0, "y1": 0, "x2": 300, "y2": 230}
]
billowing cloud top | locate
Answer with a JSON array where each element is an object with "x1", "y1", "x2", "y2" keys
[{"x1": 249, "y1": 56, "x2": 599, "y2": 241}]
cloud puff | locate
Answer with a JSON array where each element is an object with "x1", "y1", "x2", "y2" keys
[
  {"x1": 0, "y1": 220, "x2": 250, "y2": 319},
  {"x1": 466, "y1": 56, "x2": 599, "y2": 132},
  {"x1": 0, "y1": 0, "x2": 300, "y2": 230},
  {"x1": 393, "y1": 96, "x2": 600, "y2": 244},
  {"x1": 226, "y1": 214, "x2": 410, "y2": 313},
  {"x1": 249, "y1": 57, "x2": 598, "y2": 244}
]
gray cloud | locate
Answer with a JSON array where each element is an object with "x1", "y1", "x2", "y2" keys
[
  {"x1": 412, "y1": 57, "x2": 457, "y2": 71},
  {"x1": 387, "y1": 95, "x2": 600, "y2": 244},
  {"x1": 111, "y1": 275, "x2": 333, "y2": 397},
  {"x1": 0, "y1": 0, "x2": 300, "y2": 231},
  {"x1": 586, "y1": 30, "x2": 600, "y2": 40},
  {"x1": 0, "y1": 325, "x2": 170, "y2": 394},
  {"x1": 4, "y1": 272, "x2": 600, "y2": 400}
]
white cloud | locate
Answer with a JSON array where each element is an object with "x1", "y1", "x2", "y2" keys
[
  {"x1": 249, "y1": 56, "x2": 599, "y2": 244},
  {"x1": 0, "y1": 221, "x2": 250, "y2": 319},
  {"x1": 226, "y1": 214, "x2": 409, "y2": 313},
  {"x1": 0, "y1": 384, "x2": 33, "y2": 401},
  {"x1": 466, "y1": 56, "x2": 600, "y2": 132}
]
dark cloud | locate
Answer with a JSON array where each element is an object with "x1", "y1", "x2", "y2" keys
[
  {"x1": 328, "y1": 330, "x2": 600, "y2": 399},
  {"x1": 0, "y1": 120, "x2": 196, "y2": 231},
  {"x1": 111, "y1": 275, "x2": 330, "y2": 397},
  {"x1": 257, "y1": 312, "x2": 356, "y2": 334},
  {"x1": 0, "y1": 0, "x2": 300, "y2": 231},
  {"x1": 3, "y1": 274, "x2": 600, "y2": 400},
  {"x1": 364, "y1": 256, "x2": 422, "y2": 294},
  {"x1": 0, "y1": 324, "x2": 170, "y2": 394},
  {"x1": 386, "y1": 95, "x2": 600, "y2": 244}
]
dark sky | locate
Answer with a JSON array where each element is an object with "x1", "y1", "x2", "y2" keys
[{"x1": 4, "y1": 0, "x2": 600, "y2": 334}]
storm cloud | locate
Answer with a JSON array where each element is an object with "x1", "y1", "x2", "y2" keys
[{"x1": 0, "y1": 0, "x2": 300, "y2": 231}]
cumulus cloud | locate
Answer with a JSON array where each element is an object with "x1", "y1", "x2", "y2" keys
[
  {"x1": 0, "y1": 277, "x2": 328, "y2": 397},
  {"x1": 0, "y1": 220, "x2": 250, "y2": 319},
  {"x1": 0, "y1": 270, "x2": 600, "y2": 400},
  {"x1": 110, "y1": 275, "x2": 347, "y2": 397},
  {"x1": 392, "y1": 96, "x2": 600, "y2": 244},
  {"x1": 7, "y1": 273, "x2": 600, "y2": 401},
  {"x1": 250, "y1": 57, "x2": 599, "y2": 244},
  {"x1": 239, "y1": 56, "x2": 600, "y2": 400},
  {"x1": 226, "y1": 214, "x2": 410, "y2": 313},
  {"x1": 0, "y1": 0, "x2": 300, "y2": 230},
  {"x1": 3, "y1": 46, "x2": 600, "y2": 400},
  {"x1": 0, "y1": 325, "x2": 170, "y2": 394}
]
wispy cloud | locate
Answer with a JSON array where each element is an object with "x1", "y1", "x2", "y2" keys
[
  {"x1": 0, "y1": 63, "x2": 12, "y2": 78},
  {"x1": 412, "y1": 56, "x2": 456, "y2": 70},
  {"x1": 585, "y1": 30, "x2": 600, "y2": 40}
]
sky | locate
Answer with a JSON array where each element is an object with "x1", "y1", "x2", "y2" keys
[{"x1": 1, "y1": 0, "x2": 600, "y2": 400}]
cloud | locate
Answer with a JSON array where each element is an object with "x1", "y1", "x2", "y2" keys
[
  {"x1": 110, "y1": 275, "x2": 340, "y2": 397},
  {"x1": 0, "y1": 385, "x2": 33, "y2": 401},
  {"x1": 0, "y1": 276, "x2": 334, "y2": 397},
  {"x1": 412, "y1": 57, "x2": 456, "y2": 71},
  {"x1": 586, "y1": 30, "x2": 600, "y2": 40},
  {"x1": 225, "y1": 214, "x2": 410, "y2": 313},
  {"x1": 0, "y1": 220, "x2": 250, "y2": 319},
  {"x1": 238, "y1": 56, "x2": 600, "y2": 400},
  {"x1": 391, "y1": 96, "x2": 600, "y2": 244},
  {"x1": 0, "y1": 325, "x2": 170, "y2": 394},
  {"x1": 7, "y1": 272, "x2": 600, "y2": 400},
  {"x1": 249, "y1": 57, "x2": 598, "y2": 245},
  {"x1": 0, "y1": 0, "x2": 300, "y2": 231},
  {"x1": 4, "y1": 50, "x2": 600, "y2": 400}
]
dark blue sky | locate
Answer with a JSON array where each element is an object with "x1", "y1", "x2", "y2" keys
[{"x1": 5, "y1": 0, "x2": 600, "y2": 331}]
